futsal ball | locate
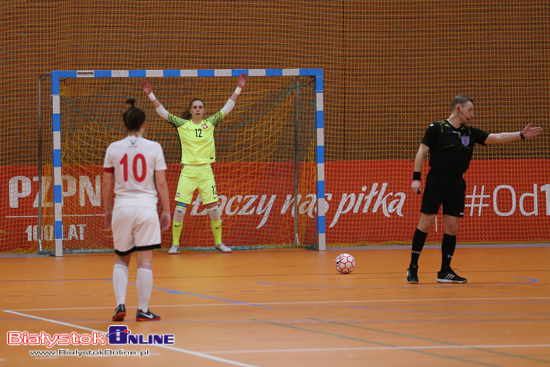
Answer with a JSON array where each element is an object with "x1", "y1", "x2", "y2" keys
[{"x1": 335, "y1": 253, "x2": 355, "y2": 274}]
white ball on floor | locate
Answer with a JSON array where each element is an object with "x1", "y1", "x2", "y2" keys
[{"x1": 335, "y1": 253, "x2": 355, "y2": 274}]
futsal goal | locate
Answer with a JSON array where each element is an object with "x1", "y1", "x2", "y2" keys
[{"x1": 42, "y1": 69, "x2": 325, "y2": 256}]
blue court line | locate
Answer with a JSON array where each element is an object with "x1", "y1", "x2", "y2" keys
[
  {"x1": 257, "y1": 277, "x2": 538, "y2": 289},
  {"x1": 106, "y1": 279, "x2": 272, "y2": 309},
  {"x1": 511, "y1": 277, "x2": 538, "y2": 284}
]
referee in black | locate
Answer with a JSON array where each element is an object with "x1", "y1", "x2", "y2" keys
[{"x1": 407, "y1": 95, "x2": 543, "y2": 284}]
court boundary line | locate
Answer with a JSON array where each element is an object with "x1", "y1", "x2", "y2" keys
[
  {"x1": 204, "y1": 344, "x2": 550, "y2": 354},
  {"x1": 254, "y1": 319, "x2": 501, "y2": 367},
  {"x1": 313, "y1": 317, "x2": 550, "y2": 364},
  {"x1": 257, "y1": 276, "x2": 539, "y2": 288},
  {"x1": 5, "y1": 296, "x2": 550, "y2": 312}
]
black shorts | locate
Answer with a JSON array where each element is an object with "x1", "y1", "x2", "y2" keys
[{"x1": 420, "y1": 170, "x2": 466, "y2": 217}]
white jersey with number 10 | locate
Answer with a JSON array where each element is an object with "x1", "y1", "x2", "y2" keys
[{"x1": 103, "y1": 136, "x2": 167, "y2": 209}]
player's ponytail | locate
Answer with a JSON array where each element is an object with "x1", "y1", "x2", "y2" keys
[
  {"x1": 123, "y1": 98, "x2": 146, "y2": 132},
  {"x1": 125, "y1": 97, "x2": 137, "y2": 107}
]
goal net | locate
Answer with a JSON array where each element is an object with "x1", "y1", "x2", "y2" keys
[{"x1": 44, "y1": 69, "x2": 324, "y2": 255}]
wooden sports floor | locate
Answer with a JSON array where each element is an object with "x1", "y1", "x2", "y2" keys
[{"x1": 1, "y1": 245, "x2": 549, "y2": 367}]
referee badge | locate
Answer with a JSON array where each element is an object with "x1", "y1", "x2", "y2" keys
[{"x1": 461, "y1": 135, "x2": 470, "y2": 146}]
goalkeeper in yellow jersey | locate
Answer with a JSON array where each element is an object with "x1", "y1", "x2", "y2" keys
[{"x1": 141, "y1": 73, "x2": 247, "y2": 254}]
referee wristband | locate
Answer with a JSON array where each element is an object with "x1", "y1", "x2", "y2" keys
[
  {"x1": 234, "y1": 87, "x2": 242, "y2": 95},
  {"x1": 147, "y1": 92, "x2": 156, "y2": 101},
  {"x1": 413, "y1": 172, "x2": 421, "y2": 181}
]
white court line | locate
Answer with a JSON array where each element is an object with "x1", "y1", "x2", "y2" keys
[
  {"x1": 3, "y1": 310, "x2": 260, "y2": 367},
  {"x1": 204, "y1": 344, "x2": 550, "y2": 354},
  {"x1": 7, "y1": 296, "x2": 550, "y2": 312},
  {"x1": 5, "y1": 214, "x2": 104, "y2": 218}
]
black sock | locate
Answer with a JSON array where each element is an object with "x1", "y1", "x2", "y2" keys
[
  {"x1": 441, "y1": 233, "x2": 457, "y2": 272},
  {"x1": 410, "y1": 228, "x2": 428, "y2": 267}
]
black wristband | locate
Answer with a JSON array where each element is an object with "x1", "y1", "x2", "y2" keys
[
  {"x1": 520, "y1": 131, "x2": 525, "y2": 140},
  {"x1": 413, "y1": 172, "x2": 421, "y2": 181}
]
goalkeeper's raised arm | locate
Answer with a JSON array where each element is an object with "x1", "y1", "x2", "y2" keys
[
  {"x1": 141, "y1": 73, "x2": 247, "y2": 121},
  {"x1": 221, "y1": 73, "x2": 247, "y2": 115},
  {"x1": 141, "y1": 80, "x2": 169, "y2": 120}
]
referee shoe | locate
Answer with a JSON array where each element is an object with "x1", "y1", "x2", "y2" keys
[
  {"x1": 406, "y1": 265, "x2": 419, "y2": 284},
  {"x1": 437, "y1": 269, "x2": 467, "y2": 283},
  {"x1": 136, "y1": 309, "x2": 161, "y2": 321}
]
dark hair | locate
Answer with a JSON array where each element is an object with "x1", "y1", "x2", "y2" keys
[
  {"x1": 451, "y1": 95, "x2": 473, "y2": 111},
  {"x1": 122, "y1": 98, "x2": 146, "y2": 131},
  {"x1": 181, "y1": 98, "x2": 205, "y2": 120}
]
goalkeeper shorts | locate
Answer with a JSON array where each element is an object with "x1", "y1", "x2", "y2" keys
[{"x1": 175, "y1": 164, "x2": 219, "y2": 205}]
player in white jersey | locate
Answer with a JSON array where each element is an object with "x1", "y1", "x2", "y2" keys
[
  {"x1": 103, "y1": 98, "x2": 171, "y2": 322},
  {"x1": 141, "y1": 73, "x2": 247, "y2": 254}
]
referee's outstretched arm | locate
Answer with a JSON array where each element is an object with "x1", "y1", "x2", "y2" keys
[{"x1": 484, "y1": 122, "x2": 543, "y2": 144}]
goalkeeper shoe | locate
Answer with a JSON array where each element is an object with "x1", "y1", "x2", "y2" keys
[
  {"x1": 136, "y1": 309, "x2": 161, "y2": 321},
  {"x1": 215, "y1": 243, "x2": 232, "y2": 253},
  {"x1": 437, "y1": 269, "x2": 467, "y2": 283},
  {"x1": 112, "y1": 304, "x2": 126, "y2": 321},
  {"x1": 168, "y1": 244, "x2": 180, "y2": 254}
]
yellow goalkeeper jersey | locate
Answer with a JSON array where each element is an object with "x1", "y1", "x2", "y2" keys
[{"x1": 166, "y1": 110, "x2": 226, "y2": 165}]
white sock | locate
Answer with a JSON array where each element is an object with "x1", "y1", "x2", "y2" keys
[
  {"x1": 112, "y1": 262, "x2": 128, "y2": 306},
  {"x1": 137, "y1": 266, "x2": 153, "y2": 312}
]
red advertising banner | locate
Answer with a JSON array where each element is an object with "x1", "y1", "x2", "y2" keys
[
  {"x1": 324, "y1": 159, "x2": 550, "y2": 245},
  {"x1": 1, "y1": 159, "x2": 548, "y2": 252}
]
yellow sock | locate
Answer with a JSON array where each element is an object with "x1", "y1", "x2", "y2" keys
[
  {"x1": 172, "y1": 221, "x2": 183, "y2": 245},
  {"x1": 210, "y1": 219, "x2": 222, "y2": 245}
]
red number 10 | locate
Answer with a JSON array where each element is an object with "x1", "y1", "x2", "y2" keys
[{"x1": 120, "y1": 153, "x2": 147, "y2": 182}]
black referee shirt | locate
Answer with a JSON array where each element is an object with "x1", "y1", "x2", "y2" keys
[{"x1": 422, "y1": 120, "x2": 489, "y2": 175}]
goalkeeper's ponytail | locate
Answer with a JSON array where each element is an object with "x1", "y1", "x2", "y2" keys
[{"x1": 123, "y1": 97, "x2": 146, "y2": 132}]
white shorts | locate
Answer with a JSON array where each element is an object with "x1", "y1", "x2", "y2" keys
[{"x1": 111, "y1": 206, "x2": 161, "y2": 256}]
